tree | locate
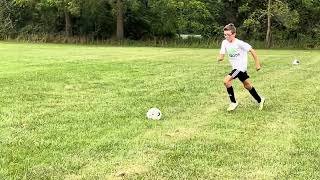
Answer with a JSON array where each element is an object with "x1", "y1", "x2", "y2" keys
[
  {"x1": 242, "y1": 0, "x2": 299, "y2": 48},
  {"x1": 266, "y1": 0, "x2": 271, "y2": 48},
  {"x1": 144, "y1": 0, "x2": 213, "y2": 38},
  {"x1": 76, "y1": 0, "x2": 114, "y2": 39},
  {"x1": 0, "y1": 0, "x2": 15, "y2": 38},
  {"x1": 45, "y1": 0, "x2": 81, "y2": 37},
  {"x1": 175, "y1": 0, "x2": 211, "y2": 35},
  {"x1": 1, "y1": 0, "x2": 318, "y2": 47},
  {"x1": 111, "y1": 0, "x2": 141, "y2": 40},
  {"x1": 116, "y1": 0, "x2": 124, "y2": 40}
]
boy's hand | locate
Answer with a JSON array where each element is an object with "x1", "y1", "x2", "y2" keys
[
  {"x1": 256, "y1": 64, "x2": 261, "y2": 71},
  {"x1": 217, "y1": 54, "x2": 224, "y2": 63}
]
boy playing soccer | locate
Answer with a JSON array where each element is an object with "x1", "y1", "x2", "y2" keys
[{"x1": 217, "y1": 23, "x2": 265, "y2": 111}]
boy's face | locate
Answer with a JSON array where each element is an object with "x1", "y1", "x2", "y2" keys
[{"x1": 224, "y1": 30, "x2": 236, "y2": 42}]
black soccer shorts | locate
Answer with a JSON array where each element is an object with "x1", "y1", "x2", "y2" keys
[{"x1": 228, "y1": 69, "x2": 250, "y2": 82}]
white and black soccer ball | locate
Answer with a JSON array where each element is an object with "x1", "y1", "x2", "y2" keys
[
  {"x1": 292, "y1": 59, "x2": 300, "y2": 65},
  {"x1": 146, "y1": 108, "x2": 162, "y2": 120}
]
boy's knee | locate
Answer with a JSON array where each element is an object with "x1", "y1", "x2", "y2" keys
[
  {"x1": 243, "y1": 83, "x2": 252, "y2": 90},
  {"x1": 224, "y1": 80, "x2": 231, "y2": 88}
]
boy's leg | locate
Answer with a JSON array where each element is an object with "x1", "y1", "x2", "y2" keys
[
  {"x1": 224, "y1": 75, "x2": 236, "y2": 103},
  {"x1": 242, "y1": 79, "x2": 261, "y2": 103},
  {"x1": 224, "y1": 75, "x2": 238, "y2": 111},
  {"x1": 242, "y1": 79, "x2": 265, "y2": 110}
]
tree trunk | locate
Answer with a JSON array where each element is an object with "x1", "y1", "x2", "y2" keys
[
  {"x1": 65, "y1": 11, "x2": 72, "y2": 37},
  {"x1": 116, "y1": 0, "x2": 124, "y2": 40},
  {"x1": 2, "y1": 0, "x2": 14, "y2": 30},
  {"x1": 265, "y1": 0, "x2": 272, "y2": 48}
]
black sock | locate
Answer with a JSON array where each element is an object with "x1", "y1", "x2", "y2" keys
[
  {"x1": 227, "y1": 86, "x2": 236, "y2": 103},
  {"x1": 249, "y1": 87, "x2": 261, "y2": 103}
]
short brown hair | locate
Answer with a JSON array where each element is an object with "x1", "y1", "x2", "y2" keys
[{"x1": 223, "y1": 23, "x2": 236, "y2": 34}]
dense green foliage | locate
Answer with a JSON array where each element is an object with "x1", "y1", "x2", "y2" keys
[
  {"x1": 1, "y1": 42, "x2": 320, "y2": 178},
  {"x1": 0, "y1": 0, "x2": 319, "y2": 48}
]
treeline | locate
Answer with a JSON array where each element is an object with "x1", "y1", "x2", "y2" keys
[{"x1": 0, "y1": 0, "x2": 319, "y2": 48}]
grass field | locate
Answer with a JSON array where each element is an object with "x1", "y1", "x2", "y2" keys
[{"x1": 0, "y1": 42, "x2": 319, "y2": 179}]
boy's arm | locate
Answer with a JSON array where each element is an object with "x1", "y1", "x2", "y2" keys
[
  {"x1": 218, "y1": 41, "x2": 225, "y2": 63},
  {"x1": 249, "y1": 48, "x2": 261, "y2": 71},
  {"x1": 217, "y1": 54, "x2": 224, "y2": 62}
]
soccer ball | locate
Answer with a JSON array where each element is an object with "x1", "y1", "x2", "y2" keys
[
  {"x1": 292, "y1": 59, "x2": 300, "y2": 65},
  {"x1": 146, "y1": 108, "x2": 162, "y2": 120}
]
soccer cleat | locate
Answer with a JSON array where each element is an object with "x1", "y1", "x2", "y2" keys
[
  {"x1": 227, "y1": 102, "x2": 238, "y2": 111},
  {"x1": 259, "y1": 97, "x2": 265, "y2": 110}
]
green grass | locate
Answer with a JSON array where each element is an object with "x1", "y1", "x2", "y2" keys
[{"x1": 0, "y1": 42, "x2": 319, "y2": 179}]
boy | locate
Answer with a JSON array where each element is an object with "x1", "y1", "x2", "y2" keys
[{"x1": 217, "y1": 23, "x2": 265, "y2": 111}]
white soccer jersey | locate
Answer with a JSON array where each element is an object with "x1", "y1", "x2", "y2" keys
[{"x1": 220, "y1": 38, "x2": 252, "y2": 71}]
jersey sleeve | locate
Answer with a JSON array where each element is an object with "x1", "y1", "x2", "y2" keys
[
  {"x1": 219, "y1": 40, "x2": 226, "y2": 54},
  {"x1": 238, "y1": 40, "x2": 252, "y2": 52}
]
